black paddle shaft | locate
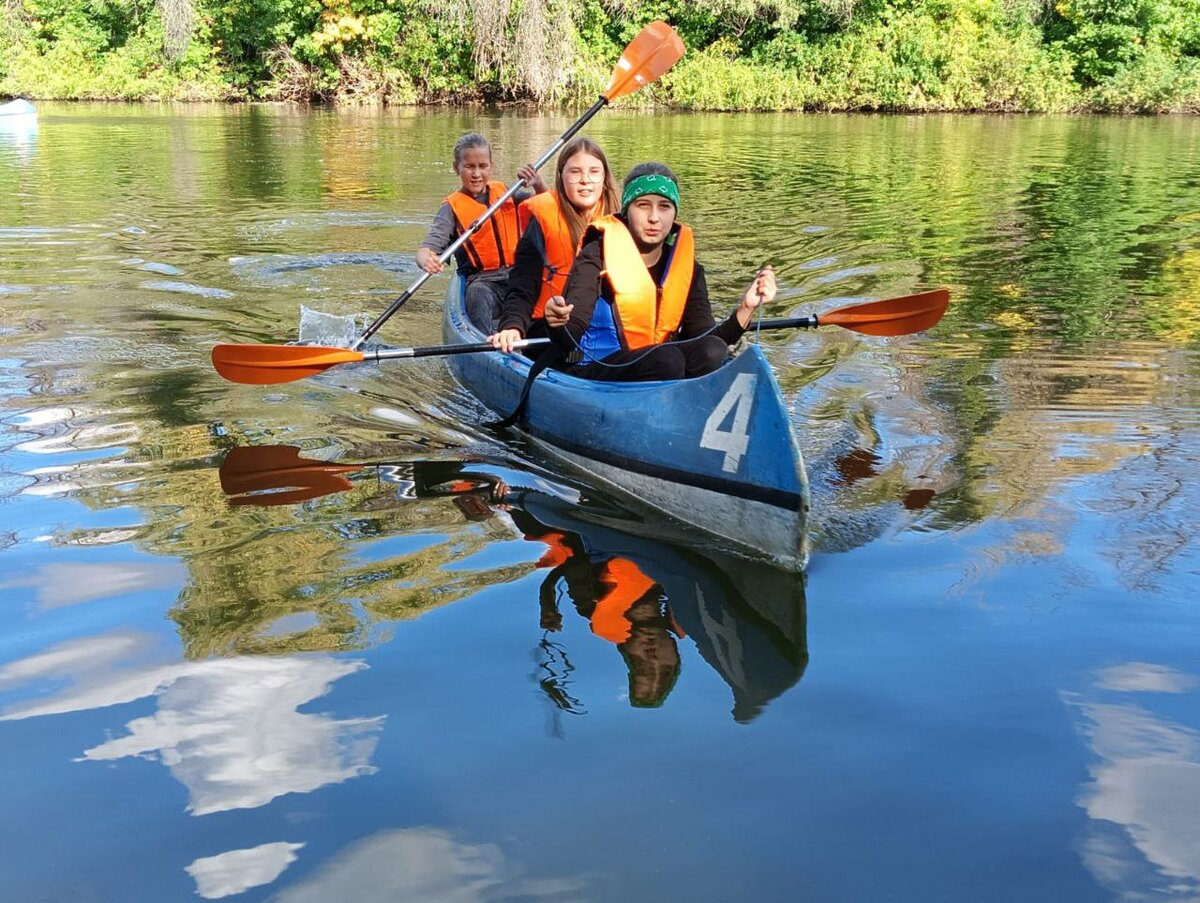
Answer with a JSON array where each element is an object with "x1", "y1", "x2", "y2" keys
[
  {"x1": 757, "y1": 315, "x2": 820, "y2": 330},
  {"x1": 407, "y1": 339, "x2": 549, "y2": 358},
  {"x1": 360, "y1": 338, "x2": 550, "y2": 361},
  {"x1": 351, "y1": 97, "x2": 610, "y2": 351}
]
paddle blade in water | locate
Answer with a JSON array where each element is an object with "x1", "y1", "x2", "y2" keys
[
  {"x1": 211, "y1": 343, "x2": 365, "y2": 385},
  {"x1": 820, "y1": 289, "x2": 950, "y2": 337},
  {"x1": 603, "y1": 21, "x2": 685, "y2": 101},
  {"x1": 220, "y1": 445, "x2": 358, "y2": 506}
]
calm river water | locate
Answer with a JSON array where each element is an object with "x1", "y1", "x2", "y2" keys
[{"x1": 1, "y1": 104, "x2": 1198, "y2": 902}]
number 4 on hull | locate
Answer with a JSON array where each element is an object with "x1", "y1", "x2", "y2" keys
[{"x1": 700, "y1": 374, "x2": 757, "y2": 473}]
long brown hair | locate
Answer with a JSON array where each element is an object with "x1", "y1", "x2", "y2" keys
[{"x1": 555, "y1": 136, "x2": 619, "y2": 249}]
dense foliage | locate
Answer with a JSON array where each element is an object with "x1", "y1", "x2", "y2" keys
[{"x1": 2, "y1": 0, "x2": 1198, "y2": 110}]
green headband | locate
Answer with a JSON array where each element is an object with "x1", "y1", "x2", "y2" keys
[{"x1": 621, "y1": 174, "x2": 679, "y2": 213}]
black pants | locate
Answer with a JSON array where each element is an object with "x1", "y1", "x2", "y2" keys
[
  {"x1": 568, "y1": 335, "x2": 729, "y2": 382},
  {"x1": 466, "y1": 278, "x2": 506, "y2": 333}
]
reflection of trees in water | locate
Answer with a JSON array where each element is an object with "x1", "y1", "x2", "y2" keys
[
  {"x1": 169, "y1": 477, "x2": 534, "y2": 658},
  {"x1": 784, "y1": 300, "x2": 1198, "y2": 591},
  {"x1": 928, "y1": 342, "x2": 1199, "y2": 594},
  {"x1": 20, "y1": 404, "x2": 532, "y2": 657},
  {"x1": 741, "y1": 115, "x2": 1200, "y2": 567}
]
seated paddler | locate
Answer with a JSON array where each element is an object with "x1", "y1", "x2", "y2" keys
[
  {"x1": 487, "y1": 136, "x2": 620, "y2": 355},
  {"x1": 416, "y1": 132, "x2": 548, "y2": 333},
  {"x1": 543, "y1": 162, "x2": 776, "y2": 382}
]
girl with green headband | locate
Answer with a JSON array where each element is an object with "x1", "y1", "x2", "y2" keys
[{"x1": 543, "y1": 162, "x2": 775, "y2": 382}]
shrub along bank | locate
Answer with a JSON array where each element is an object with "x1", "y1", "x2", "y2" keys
[{"x1": 2, "y1": 0, "x2": 1198, "y2": 111}]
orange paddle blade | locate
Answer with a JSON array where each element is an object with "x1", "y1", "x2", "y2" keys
[
  {"x1": 211, "y1": 343, "x2": 365, "y2": 385},
  {"x1": 220, "y1": 445, "x2": 359, "y2": 506},
  {"x1": 821, "y1": 289, "x2": 950, "y2": 337},
  {"x1": 603, "y1": 21, "x2": 685, "y2": 101}
]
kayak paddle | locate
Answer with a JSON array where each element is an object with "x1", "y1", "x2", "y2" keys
[
  {"x1": 349, "y1": 20, "x2": 684, "y2": 350},
  {"x1": 213, "y1": 337, "x2": 549, "y2": 385},
  {"x1": 220, "y1": 445, "x2": 506, "y2": 506},
  {"x1": 757, "y1": 288, "x2": 949, "y2": 337},
  {"x1": 219, "y1": 444, "x2": 359, "y2": 505},
  {"x1": 212, "y1": 288, "x2": 949, "y2": 385}
]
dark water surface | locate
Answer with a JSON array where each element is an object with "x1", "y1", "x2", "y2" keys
[{"x1": 2, "y1": 104, "x2": 1198, "y2": 902}]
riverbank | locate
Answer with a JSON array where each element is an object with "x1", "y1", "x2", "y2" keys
[{"x1": 3, "y1": 0, "x2": 1199, "y2": 113}]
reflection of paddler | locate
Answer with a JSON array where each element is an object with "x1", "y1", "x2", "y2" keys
[
  {"x1": 381, "y1": 461, "x2": 510, "y2": 521},
  {"x1": 513, "y1": 508, "x2": 683, "y2": 708}
]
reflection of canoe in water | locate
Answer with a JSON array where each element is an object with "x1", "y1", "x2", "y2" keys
[
  {"x1": 219, "y1": 445, "x2": 808, "y2": 721},
  {"x1": 442, "y1": 274, "x2": 811, "y2": 571},
  {"x1": 0, "y1": 99, "x2": 35, "y2": 117},
  {"x1": 513, "y1": 487, "x2": 807, "y2": 723}
]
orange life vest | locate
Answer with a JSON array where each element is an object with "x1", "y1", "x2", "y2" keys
[
  {"x1": 518, "y1": 191, "x2": 578, "y2": 318},
  {"x1": 532, "y1": 530, "x2": 574, "y2": 569},
  {"x1": 444, "y1": 181, "x2": 521, "y2": 271},
  {"x1": 589, "y1": 559, "x2": 659, "y2": 644},
  {"x1": 592, "y1": 216, "x2": 695, "y2": 350}
]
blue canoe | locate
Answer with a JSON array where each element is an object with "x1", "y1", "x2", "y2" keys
[{"x1": 442, "y1": 276, "x2": 811, "y2": 571}]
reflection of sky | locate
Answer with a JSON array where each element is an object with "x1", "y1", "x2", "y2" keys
[
  {"x1": 271, "y1": 828, "x2": 586, "y2": 903},
  {"x1": 1067, "y1": 663, "x2": 1200, "y2": 900},
  {"x1": 0, "y1": 561, "x2": 185, "y2": 608},
  {"x1": 187, "y1": 842, "x2": 305, "y2": 899},
  {"x1": 0, "y1": 109, "x2": 37, "y2": 158},
  {"x1": 0, "y1": 631, "x2": 381, "y2": 815}
]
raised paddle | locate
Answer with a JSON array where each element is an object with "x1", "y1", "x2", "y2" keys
[
  {"x1": 347, "y1": 20, "x2": 685, "y2": 350},
  {"x1": 212, "y1": 289, "x2": 950, "y2": 385}
]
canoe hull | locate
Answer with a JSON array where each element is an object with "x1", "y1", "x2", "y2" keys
[{"x1": 442, "y1": 276, "x2": 810, "y2": 570}]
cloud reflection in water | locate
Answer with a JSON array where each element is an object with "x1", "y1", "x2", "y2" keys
[
  {"x1": 0, "y1": 561, "x2": 185, "y2": 609},
  {"x1": 1067, "y1": 663, "x2": 1200, "y2": 901},
  {"x1": 0, "y1": 630, "x2": 382, "y2": 815},
  {"x1": 271, "y1": 828, "x2": 587, "y2": 903},
  {"x1": 187, "y1": 842, "x2": 305, "y2": 899}
]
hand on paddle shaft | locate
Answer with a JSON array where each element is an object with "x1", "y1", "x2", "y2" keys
[
  {"x1": 489, "y1": 292, "x2": 568, "y2": 350},
  {"x1": 212, "y1": 289, "x2": 950, "y2": 385},
  {"x1": 735, "y1": 265, "x2": 776, "y2": 329},
  {"x1": 534, "y1": 267, "x2": 777, "y2": 338},
  {"x1": 420, "y1": 164, "x2": 549, "y2": 278},
  {"x1": 516, "y1": 163, "x2": 549, "y2": 195}
]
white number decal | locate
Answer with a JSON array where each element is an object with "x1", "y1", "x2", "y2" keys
[{"x1": 700, "y1": 373, "x2": 757, "y2": 473}]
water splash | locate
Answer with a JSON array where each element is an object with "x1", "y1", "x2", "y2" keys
[{"x1": 297, "y1": 306, "x2": 368, "y2": 347}]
